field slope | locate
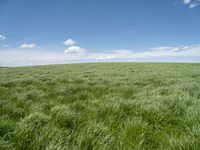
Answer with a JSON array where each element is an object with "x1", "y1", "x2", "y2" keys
[{"x1": 1, "y1": 63, "x2": 200, "y2": 149}]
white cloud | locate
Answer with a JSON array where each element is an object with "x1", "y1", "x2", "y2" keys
[
  {"x1": 64, "y1": 46, "x2": 86, "y2": 56},
  {"x1": 152, "y1": 45, "x2": 190, "y2": 51},
  {"x1": 1, "y1": 44, "x2": 200, "y2": 66},
  {"x1": 63, "y1": 39, "x2": 76, "y2": 46},
  {"x1": 2, "y1": 45, "x2": 10, "y2": 48},
  {"x1": 95, "y1": 55, "x2": 116, "y2": 61},
  {"x1": 182, "y1": 0, "x2": 200, "y2": 8},
  {"x1": 87, "y1": 44, "x2": 200, "y2": 61},
  {"x1": 183, "y1": 0, "x2": 191, "y2": 4},
  {"x1": 20, "y1": 43, "x2": 36, "y2": 49},
  {"x1": 189, "y1": 1, "x2": 200, "y2": 8},
  {"x1": 0, "y1": 35, "x2": 6, "y2": 41}
]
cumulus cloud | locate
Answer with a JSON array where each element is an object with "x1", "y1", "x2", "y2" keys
[
  {"x1": 0, "y1": 35, "x2": 6, "y2": 41},
  {"x1": 20, "y1": 43, "x2": 36, "y2": 49},
  {"x1": 64, "y1": 46, "x2": 86, "y2": 56},
  {"x1": 182, "y1": 0, "x2": 200, "y2": 8},
  {"x1": 63, "y1": 39, "x2": 76, "y2": 46}
]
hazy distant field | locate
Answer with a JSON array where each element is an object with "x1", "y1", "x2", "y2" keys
[{"x1": 1, "y1": 63, "x2": 200, "y2": 149}]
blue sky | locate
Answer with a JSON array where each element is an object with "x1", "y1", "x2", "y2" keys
[{"x1": 0, "y1": 0, "x2": 200, "y2": 66}]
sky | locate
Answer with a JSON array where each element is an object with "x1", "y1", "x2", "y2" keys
[{"x1": 0, "y1": 0, "x2": 200, "y2": 66}]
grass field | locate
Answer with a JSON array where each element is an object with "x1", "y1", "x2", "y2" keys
[{"x1": 1, "y1": 63, "x2": 200, "y2": 150}]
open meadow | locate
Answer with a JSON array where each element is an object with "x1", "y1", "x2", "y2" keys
[{"x1": 1, "y1": 63, "x2": 200, "y2": 149}]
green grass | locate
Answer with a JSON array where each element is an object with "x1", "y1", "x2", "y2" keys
[{"x1": 1, "y1": 63, "x2": 200, "y2": 149}]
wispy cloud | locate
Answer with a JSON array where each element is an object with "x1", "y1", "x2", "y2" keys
[
  {"x1": 20, "y1": 43, "x2": 36, "y2": 49},
  {"x1": 183, "y1": 0, "x2": 191, "y2": 4},
  {"x1": 88, "y1": 45, "x2": 200, "y2": 61},
  {"x1": 181, "y1": 0, "x2": 200, "y2": 8},
  {"x1": 2, "y1": 45, "x2": 10, "y2": 48},
  {"x1": 0, "y1": 35, "x2": 6, "y2": 41},
  {"x1": 1, "y1": 44, "x2": 200, "y2": 66},
  {"x1": 63, "y1": 39, "x2": 76, "y2": 46},
  {"x1": 189, "y1": 1, "x2": 200, "y2": 8}
]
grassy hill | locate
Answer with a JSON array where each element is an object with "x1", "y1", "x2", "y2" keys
[{"x1": 1, "y1": 63, "x2": 200, "y2": 149}]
